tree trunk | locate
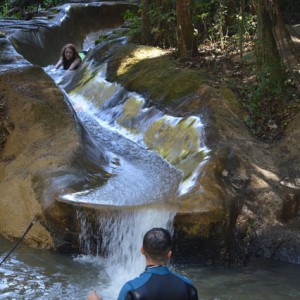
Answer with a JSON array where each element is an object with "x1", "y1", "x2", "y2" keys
[
  {"x1": 141, "y1": 0, "x2": 151, "y2": 45},
  {"x1": 263, "y1": 0, "x2": 300, "y2": 92},
  {"x1": 264, "y1": 0, "x2": 298, "y2": 66},
  {"x1": 254, "y1": 0, "x2": 285, "y2": 99},
  {"x1": 176, "y1": 0, "x2": 198, "y2": 58}
]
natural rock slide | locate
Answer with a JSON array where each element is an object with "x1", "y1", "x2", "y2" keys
[{"x1": 0, "y1": 1, "x2": 299, "y2": 264}]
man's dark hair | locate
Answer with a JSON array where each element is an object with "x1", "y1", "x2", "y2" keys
[{"x1": 143, "y1": 228, "x2": 172, "y2": 261}]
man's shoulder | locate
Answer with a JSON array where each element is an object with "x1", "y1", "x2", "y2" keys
[
  {"x1": 117, "y1": 272, "x2": 151, "y2": 300},
  {"x1": 169, "y1": 271, "x2": 198, "y2": 299},
  {"x1": 126, "y1": 271, "x2": 152, "y2": 290},
  {"x1": 170, "y1": 270, "x2": 195, "y2": 286}
]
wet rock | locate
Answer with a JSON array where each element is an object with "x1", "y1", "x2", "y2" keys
[
  {"x1": 105, "y1": 43, "x2": 300, "y2": 264},
  {"x1": 0, "y1": 65, "x2": 84, "y2": 248}
]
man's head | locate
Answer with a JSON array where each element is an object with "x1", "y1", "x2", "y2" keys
[{"x1": 141, "y1": 228, "x2": 172, "y2": 264}]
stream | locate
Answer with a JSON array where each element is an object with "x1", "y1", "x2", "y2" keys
[{"x1": 1, "y1": 235, "x2": 300, "y2": 299}]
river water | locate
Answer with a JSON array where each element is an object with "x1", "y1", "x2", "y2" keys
[{"x1": 1, "y1": 235, "x2": 300, "y2": 299}]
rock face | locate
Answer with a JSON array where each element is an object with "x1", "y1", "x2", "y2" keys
[
  {"x1": 0, "y1": 1, "x2": 128, "y2": 252},
  {"x1": 0, "y1": 4, "x2": 299, "y2": 265},
  {"x1": 0, "y1": 36, "x2": 110, "y2": 252},
  {"x1": 0, "y1": 64, "x2": 82, "y2": 248},
  {"x1": 105, "y1": 43, "x2": 300, "y2": 264}
]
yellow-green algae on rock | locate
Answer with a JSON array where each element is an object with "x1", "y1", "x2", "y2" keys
[{"x1": 144, "y1": 117, "x2": 206, "y2": 179}]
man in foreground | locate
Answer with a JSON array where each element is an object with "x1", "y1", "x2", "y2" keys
[{"x1": 87, "y1": 227, "x2": 198, "y2": 300}]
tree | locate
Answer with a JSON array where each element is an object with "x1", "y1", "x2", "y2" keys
[
  {"x1": 265, "y1": 0, "x2": 298, "y2": 65},
  {"x1": 263, "y1": 0, "x2": 300, "y2": 92},
  {"x1": 141, "y1": 0, "x2": 151, "y2": 45},
  {"x1": 254, "y1": 0, "x2": 300, "y2": 103},
  {"x1": 176, "y1": 0, "x2": 198, "y2": 58},
  {"x1": 255, "y1": 0, "x2": 285, "y2": 97},
  {"x1": 152, "y1": 0, "x2": 176, "y2": 47}
]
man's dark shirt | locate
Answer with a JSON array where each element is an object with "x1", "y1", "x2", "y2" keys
[{"x1": 117, "y1": 265, "x2": 198, "y2": 300}]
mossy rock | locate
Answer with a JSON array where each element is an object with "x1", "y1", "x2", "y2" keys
[{"x1": 107, "y1": 43, "x2": 205, "y2": 106}]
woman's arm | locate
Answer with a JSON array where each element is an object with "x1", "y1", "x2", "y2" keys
[
  {"x1": 55, "y1": 59, "x2": 63, "y2": 69},
  {"x1": 68, "y1": 57, "x2": 81, "y2": 70}
]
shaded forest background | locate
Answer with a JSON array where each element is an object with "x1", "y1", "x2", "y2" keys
[{"x1": 1, "y1": 0, "x2": 300, "y2": 142}]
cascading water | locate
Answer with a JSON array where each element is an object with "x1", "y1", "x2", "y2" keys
[
  {"x1": 76, "y1": 208, "x2": 175, "y2": 298},
  {"x1": 44, "y1": 37, "x2": 208, "y2": 298}
]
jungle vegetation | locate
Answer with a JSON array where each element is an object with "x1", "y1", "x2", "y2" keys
[{"x1": 1, "y1": 0, "x2": 300, "y2": 141}]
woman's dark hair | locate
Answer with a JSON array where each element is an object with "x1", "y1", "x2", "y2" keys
[
  {"x1": 143, "y1": 228, "x2": 172, "y2": 261},
  {"x1": 60, "y1": 43, "x2": 80, "y2": 70}
]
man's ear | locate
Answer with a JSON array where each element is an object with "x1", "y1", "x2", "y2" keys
[
  {"x1": 141, "y1": 247, "x2": 145, "y2": 255},
  {"x1": 167, "y1": 250, "x2": 172, "y2": 259}
]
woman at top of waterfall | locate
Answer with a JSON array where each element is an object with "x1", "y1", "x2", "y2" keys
[
  {"x1": 87, "y1": 227, "x2": 199, "y2": 300},
  {"x1": 55, "y1": 43, "x2": 81, "y2": 70}
]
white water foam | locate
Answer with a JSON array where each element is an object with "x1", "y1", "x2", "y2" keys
[{"x1": 76, "y1": 208, "x2": 175, "y2": 299}]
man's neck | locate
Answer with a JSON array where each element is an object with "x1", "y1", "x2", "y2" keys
[
  {"x1": 146, "y1": 264, "x2": 166, "y2": 270},
  {"x1": 145, "y1": 258, "x2": 166, "y2": 268}
]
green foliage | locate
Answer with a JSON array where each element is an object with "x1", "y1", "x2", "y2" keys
[
  {"x1": 0, "y1": 0, "x2": 62, "y2": 19},
  {"x1": 42, "y1": 0, "x2": 61, "y2": 8},
  {"x1": 123, "y1": 7, "x2": 142, "y2": 37},
  {"x1": 0, "y1": 1, "x2": 10, "y2": 18},
  {"x1": 191, "y1": 0, "x2": 218, "y2": 42},
  {"x1": 210, "y1": 0, "x2": 228, "y2": 47},
  {"x1": 123, "y1": 2, "x2": 177, "y2": 47},
  {"x1": 253, "y1": 65, "x2": 284, "y2": 102},
  {"x1": 239, "y1": 60, "x2": 290, "y2": 140},
  {"x1": 231, "y1": 13, "x2": 257, "y2": 45},
  {"x1": 241, "y1": 62, "x2": 285, "y2": 133},
  {"x1": 122, "y1": 0, "x2": 257, "y2": 51},
  {"x1": 149, "y1": 3, "x2": 176, "y2": 47}
]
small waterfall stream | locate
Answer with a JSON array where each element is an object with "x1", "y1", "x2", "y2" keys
[
  {"x1": 76, "y1": 208, "x2": 175, "y2": 297},
  {"x1": 44, "y1": 40, "x2": 207, "y2": 298}
]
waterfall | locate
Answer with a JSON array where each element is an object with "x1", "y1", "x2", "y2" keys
[
  {"x1": 44, "y1": 43, "x2": 208, "y2": 298},
  {"x1": 77, "y1": 208, "x2": 175, "y2": 299}
]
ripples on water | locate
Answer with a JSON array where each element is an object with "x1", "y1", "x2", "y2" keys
[
  {"x1": 1, "y1": 235, "x2": 300, "y2": 300},
  {"x1": 0, "y1": 236, "x2": 102, "y2": 299}
]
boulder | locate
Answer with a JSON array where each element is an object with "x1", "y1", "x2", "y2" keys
[{"x1": 0, "y1": 65, "x2": 82, "y2": 249}]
